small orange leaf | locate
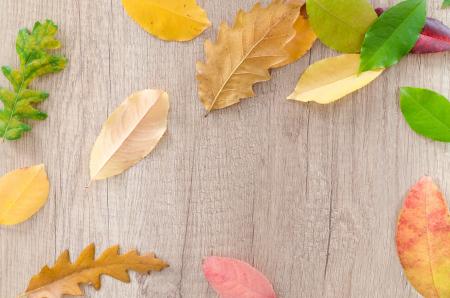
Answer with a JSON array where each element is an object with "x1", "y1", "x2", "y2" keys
[
  {"x1": 22, "y1": 244, "x2": 168, "y2": 298},
  {"x1": 397, "y1": 177, "x2": 450, "y2": 297},
  {"x1": 273, "y1": 5, "x2": 316, "y2": 68}
]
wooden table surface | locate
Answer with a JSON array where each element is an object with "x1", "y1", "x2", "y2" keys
[{"x1": 0, "y1": 0, "x2": 449, "y2": 297}]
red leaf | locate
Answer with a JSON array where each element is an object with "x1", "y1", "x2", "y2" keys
[
  {"x1": 376, "y1": 8, "x2": 450, "y2": 54},
  {"x1": 203, "y1": 257, "x2": 276, "y2": 298}
]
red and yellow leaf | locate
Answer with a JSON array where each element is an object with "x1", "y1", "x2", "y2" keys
[{"x1": 397, "y1": 177, "x2": 450, "y2": 297}]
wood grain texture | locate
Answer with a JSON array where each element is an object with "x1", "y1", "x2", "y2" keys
[{"x1": 0, "y1": 0, "x2": 448, "y2": 297}]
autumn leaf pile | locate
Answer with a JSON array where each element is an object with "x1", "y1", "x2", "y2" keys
[{"x1": 2, "y1": 0, "x2": 450, "y2": 297}]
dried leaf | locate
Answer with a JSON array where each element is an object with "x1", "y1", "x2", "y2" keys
[
  {"x1": 0, "y1": 20, "x2": 67, "y2": 141},
  {"x1": 397, "y1": 177, "x2": 450, "y2": 297},
  {"x1": 359, "y1": 0, "x2": 426, "y2": 72},
  {"x1": 22, "y1": 244, "x2": 168, "y2": 298},
  {"x1": 376, "y1": 8, "x2": 450, "y2": 54},
  {"x1": 272, "y1": 4, "x2": 316, "y2": 68},
  {"x1": 306, "y1": 0, "x2": 377, "y2": 53},
  {"x1": 196, "y1": 0, "x2": 300, "y2": 113},
  {"x1": 400, "y1": 87, "x2": 450, "y2": 142},
  {"x1": 288, "y1": 54, "x2": 383, "y2": 104},
  {"x1": 121, "y1": 0, "x2": 211, "y2": 41},
  {"x1": 90, "y1": 89, "x2": 169, "y2": 181},
  {"x1": 0, "y1": 164, "x2": 49, "y2": 225},
  {"x1": 203, "y1": 257, "x2": 276, "y2": 298}
]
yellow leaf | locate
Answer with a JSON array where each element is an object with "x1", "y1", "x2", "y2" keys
[
  {"x1": 273, "y1": 5, "x2": 316, "y2": 68},
  {"x1": 287, "y1": 54, "x2": 384, "y2": 104},
  {"x1": 196, "y1": 0, "x2": 300, "y2": 113},
  {"x1": 22, "y1": 244, "x2": 168, "y2": 298},
  {"x1": 90, "y1": 89, "x2": 169, "y2": 181},
  {"x1": 121, "y1": 0, "x2": 211, "y2": 41},
  {"x1": 0, "y1": 164, "x2": 49, "y2": 226}
]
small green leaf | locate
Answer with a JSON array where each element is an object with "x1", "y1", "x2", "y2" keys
[
  {"x1": 306, "y1": 0, "x2": 377, "y2": 53},
  {"x1": 0, "y1": 20, "x2": 67, "y2": 141},
  {"x1": 359, "y1": 0, "x2": 426, "y2": 72},
  {"x1": 444, "y1": 0, "x2": 450, "y2": 8},
  {"x1": 400, "y1": 87, "x2": 450, "y2": 142}
]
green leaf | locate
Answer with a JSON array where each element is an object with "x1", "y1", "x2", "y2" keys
[
  {"x1": 359, "y1": 0, "x2": 426, "y2": 72},
  {"x1": 400, "y1": 87, "x2": 450, "y2": 142},
  {"x1": 0, "y1": 20, "x2": 67, "y2": 141},
  {"x1": 306, "y1": 0, "x2": 377, "y2": 53},
  {"x1": 444, "y1": 0, "x2": 450, "y2": 8}
]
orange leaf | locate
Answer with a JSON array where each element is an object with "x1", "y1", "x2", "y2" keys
[
  {"x1": 273, "y1": 5, "x2": 316, "y2": 68},
  {"x1": 22, "y1": 244, "x2": 168, "y2": 298},
  {"x1": 397, "y1": 177, "x2": 450, "y2": 297}
]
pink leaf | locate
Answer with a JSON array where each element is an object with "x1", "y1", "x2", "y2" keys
[
  {"x1": 376, "y1": 8, "x2": 450, "y2": 54},
  {"x1": 203, "y1": 257, "x2": 276, "y2": 298}
]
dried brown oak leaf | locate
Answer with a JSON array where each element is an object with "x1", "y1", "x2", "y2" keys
[
  {"x1": 21, "y1": 244, "x2": 168, "y2": 298},
  {"x1": 196, "y1": 0, "x2": 300, "y2": 113}
]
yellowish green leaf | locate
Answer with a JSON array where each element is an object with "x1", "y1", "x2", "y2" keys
[
  {"x1": 0, "y1": 164, "x2": 49, "y2": 225},
  {"x1": 121, "y1": 0, "x2": 211, "y2": 41},
  {"x1": 288, "y1": 54, "x2": 383, "y2": 104},
  {"x1": 306, "y1": 0, "x2": 377, "y2": 53}
]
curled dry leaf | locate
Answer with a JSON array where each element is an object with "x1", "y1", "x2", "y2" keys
[
  {"x1": 397, "y1": 177, "x2": 450, "y2": 297},
  {"x1": 22, "y1": 244, "x2": 168, "y2": 298},
  {"x1": 0, "y1": 164, "x2": 49, "y2": 225},
  {"x1": 121, "y1": 0, "x2": 211, "y2": 41},
  {"x1": 196, "y1": 0, "x2": 300, "y2": 113},
  {"x1": 288, "y1": 54, "x2": 383, "y2": 104},
  {"x1": 203, "y1": 256, "x2": 276, "y2": 298},
  {"x1": 90, "y1": 89, "x2": 169, "y2": 181}
]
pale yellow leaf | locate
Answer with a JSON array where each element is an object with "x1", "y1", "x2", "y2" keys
[
  {"x1": 0, "y1": 164, "x2": 49, "y2": 226},
  {"x1": 196, "y1": 0, "x2": 300, "y2": 112},
  {"x1": 90, "y1": 89, "x2": 169, "y2": 181},
  {"x1": 288, "y1": 54, "x2": 384, "y2": 104},
  {"x1": 121, "y1": 0, "x2": 211, "y2": 41},
  {"x1": 22, "y1": 244, "x2": 168, "y2": 298}
]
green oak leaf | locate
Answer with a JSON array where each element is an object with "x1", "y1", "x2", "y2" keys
[
  {"x1": 359, "y1": 0, "x2": 426, "y2": 72},
  {"x1": 306, "y1": 0, "x2": 377, "y2": 53},
  {"x1": 444, "y1": 0, "x2": 450, "y2": 8},
  {"x1": 400, "y1": 87, "x2": 450, "y2": 143},
  {"x1": 0, "y1": 20, "x2": 67, "y2": 141}
]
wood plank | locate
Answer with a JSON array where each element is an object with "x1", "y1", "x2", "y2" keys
[{"x1": 0, "y1": 0, "x2": 448, "y2": 297}]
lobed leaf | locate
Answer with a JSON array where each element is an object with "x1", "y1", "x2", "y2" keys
[
  {"x1": 0, "y1": 20, "x2": 67, "y2": 141},
  {"x1": 359, "y1": 0, "x2": 426, "y2": 72},
  {"x1": 196, "y1": 0, "x2": 300, "y2": 112},
  {"x1": 306, "y1": 0, "x2": 377, "y2": 53},
  {"x1": 23, "y1": 244, "x2": 168, "y2": 298},
  {"x1": 397, "y1": 177, "x2": 450, "y2": 297},
  {"x1": 400, "y1": 87, "x2": 450, "y2": 142}
]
